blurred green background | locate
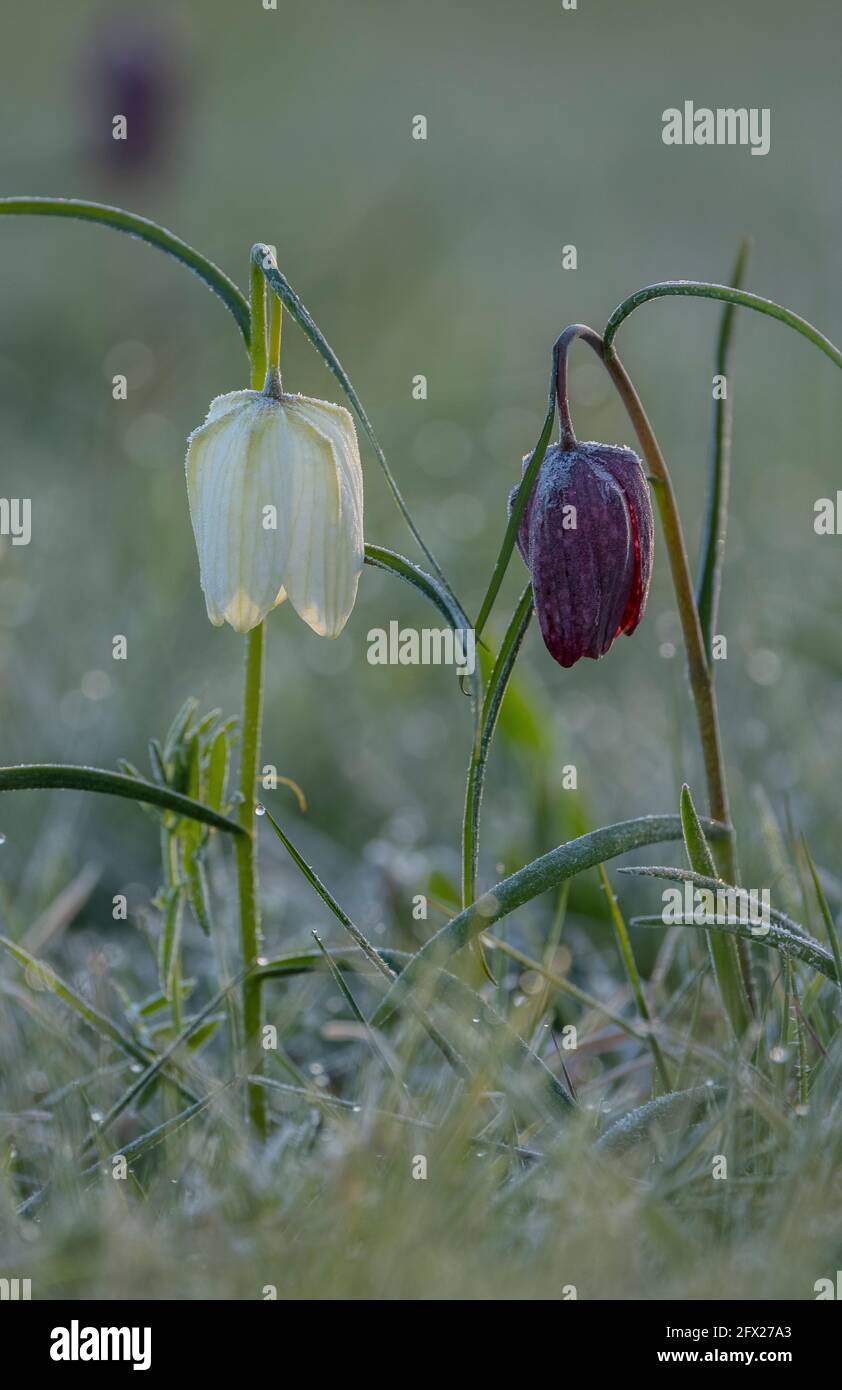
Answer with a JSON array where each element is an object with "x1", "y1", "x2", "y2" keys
[{"x1": 1, "y1": 0, "x2": 841, "y2": 962}]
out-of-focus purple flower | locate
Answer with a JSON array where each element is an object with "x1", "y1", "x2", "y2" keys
[
  {"x1": 509, "y1": 441, "x2": 654, "y2": 668},
  {"x1": 84, "y1": 19, "x2": 182, "y2": 174}
]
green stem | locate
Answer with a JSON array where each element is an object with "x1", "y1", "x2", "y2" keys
[
  {"x1": 604, "y1": 280, "x2": 842, "y2": 369},
  {"x1": 237, "y1": 623, "x2": 266, "y2": 1133},
  {"x1": 696, "y1": 242, "x2": 751, "y2": 657},
  {"x1": 235, "y1": 265, "x2": 269, "y2": 1136},
  {"x1": 551, "y1": 327, "x2": 751, "y2": 1027},
  {"x1": 268, "y1": 287, "x2": 283, "y2": 374},
  {"x1": 557, "y1": 328, "x2": 735, "y2": 872},
  {"x1": 462, "y1": 584, "x2": 533, "y2": 907},
  {"x1": 249, "y1": 258, "x2": 268, "y2": 388}
]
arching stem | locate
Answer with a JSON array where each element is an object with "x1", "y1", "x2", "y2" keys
[{"x1": 554, "y1": 326, "x2": 749, "y2": 1016}]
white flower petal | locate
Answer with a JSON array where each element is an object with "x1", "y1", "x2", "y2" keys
[
  {"x1": 280, "y1": 397, "x2": 364, "y2": 637},
  {"x1": 185, "y1": 396, "x2": 291, "y2": 633},
  {"x1": 203, "y1": 389, "x2": 260, "y2": 427}
]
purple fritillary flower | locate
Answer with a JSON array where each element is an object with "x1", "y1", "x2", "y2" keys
[{"x1": 509, "y1": 441, "x2": 654, "y2": 669}]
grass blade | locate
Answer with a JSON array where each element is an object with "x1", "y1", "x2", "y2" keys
[
  {"x1": 801, "y1": 837, "x2": 842, "y2": 990},
  {"x1": 371, "y1": 813, "x2": 728, "y2": 1027},
  {"x1": 596, "y1": 1084, "x2": 724, "y2": 1155},
  {"x1": 680, "y1": 784, "x2": 751, "y2": 1036},
  {"x1": 696, "y1": 239, "x2": 750, "y2": 657},
  {"x1": 628, "y1": 912, "x2": 838, "y2": 986},
  {"x1": 0, "y1": 764, "x2": 245, "y2": 836},
  {"x1": 597, "y1": 864, "x2": 672, "y2": 1092},
  {"x1": 603, "y1": 279, "x2": 842, "y2": 369},
  {"x1": 0, "y1": 935, "x2": 199, "y2": 1105},
  {"x1": 257, "y1": 946, "x2": 573, "y2": 1121},
  {"x1": 261, "y1": 805, "x2": 395, "y2": 983},
  {"x1": 311, "y1": 931, "x2": 409, "y2": 1098}
]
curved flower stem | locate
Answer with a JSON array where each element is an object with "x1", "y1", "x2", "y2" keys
[
  {"x1": 604, "y1": 280, "x2": 842, "y2": 369},
  {"x1": 554, "y1": 323, "x2": 586, "y2": 450},
  {"x1": 236, "y1": 264, "x2": 269, "y2": 1136},
  {"x1": 554, "y1": 326, "x2": 748, "y2": 1018},
  {"x1": 696, "y1": 242, "x2": 751, "y2": 659},
  {"x1": 605, "y1": 353, "x2": 734, "y2": 870}
]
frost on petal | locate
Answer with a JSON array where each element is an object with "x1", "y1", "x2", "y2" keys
[
  {"x1": 279, "y1": 397, "x2": 364, "y2": 638},
  {"x1": 202, "y1": 389, "x2": 261, "y2": 427},
  {"x1": 185, "y1": 396, "x2": 291, "y2": 633},
  {"x1": 513, "y1": 441, "x2": 654, "y2": 668},
  {"x1": 594, "y1": 444, "x2": 654, "y2": 634}
]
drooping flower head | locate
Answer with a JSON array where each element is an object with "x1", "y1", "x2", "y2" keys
[
  {"x1": 185, "y1": 379, "x2": 364, "y2": 636},
  {"x1": 509, "y1": 440, "x2": 653, "y2": 668}
]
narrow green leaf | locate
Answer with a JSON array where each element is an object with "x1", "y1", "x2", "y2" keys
[
  {"x1": 90, "y1": 970, "x2": 248, "y2": 1143},
  {"x1": 596, "y1": 1084, "x2": 724, "y2": 1155},
  {"x1": 158, "y1": 886, "x2": 185, "y2": 1002},
  {"x1": 311, "y1": 931, "x2": 409, "y2": 1096},
  {"x1": 628, "y1": 913, "x2": 837, "y2": 987},
  {"x1": 371, "y1": 813, "x2": 728, "y2": 1027},
  {"x1": 85, "y1": 1087, "x2": 229, "y2": 1175},
  {"x1": 185, "y1": 1017, "x2": 223, "y2": 1052},
  {"x1": 186, "y1": 853, "x2": 212, "y2": 937},
  {"x1": 147, "y1": 739, "x2": 169, "y2": 787},
  {"x1": 0, "y1": 764, "x2": 245, "y2": 836},
  {"x1": 603, "y1": 279, "x2": 842, "y2": 369},
  {"x1": 597, "y1": 864, "x2": 672, "y2": 1092},
  {"x1": 801, "y1": 838, "x2": 842, "y2": 991},
  {"x1": 257, "y1": 946, "x2": 572, "y2": 1121},
  {"x1": 261, "y1": 805, "x2": 395, "y2": 983},
  {"x1": 696, "y1": 240, "x2": 750, "y2": 658},
  {"x1": 0, "y1": 198, "x2": 250, "y2": 343},
  {"x1": 788, "y1": 962, "x2": 810, "y2": 1107},
  {"x1": 619, "y1": 863, "x2": 812, "y2": 939},
  {"x1": 163, "y1": 696, "x2": 199, "y2": 763},
  {"x1": 482, "y1": 931, "x2": 650, "y2": 1043},
  {"x1": 679, "y1": 785, "x2": 752, "y2": 1036},
  {"x1": 205, "y1": 728, "x2": 229, "y2": 813},
  {"x1": 0, "y1": 935, "x2": 198, "y2": 1107},
  {"x1": 679, "y1": 783, "x2": 718, "y2": 877},
  {"x1": 0, "y1": 934, "x2": 149, "y2": 1064},
  {"x1": 260, "y1": 805, "x2": 476, "y2": 1078}
]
